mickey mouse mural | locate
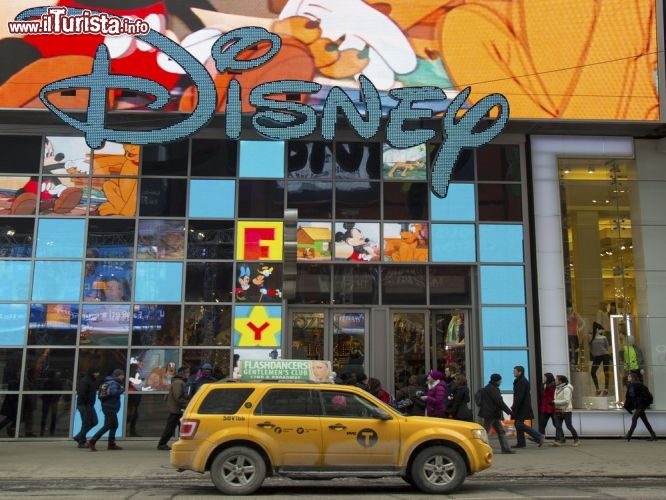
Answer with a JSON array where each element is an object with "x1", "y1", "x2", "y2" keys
[{"x1": 334, "y1": 222, "x2": 379, "y2": 262}]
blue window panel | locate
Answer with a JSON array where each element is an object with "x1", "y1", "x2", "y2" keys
[
  {"x1": 482, "y1": 350, "x2": 529, "y2": 392},
  {"x1": 36, "y1": 218, "x2": 85, "y2": 258},
  {"x1": 188, "y1": 179, "x2": 235, "y2": 218},
  {"x1": 134, "y1": 262, "x2": 183, "y2": 302},
  {"x1": 430, "y1": 184, "x2": 475, "y2": 221},
  {"x1": 431, "y1": 224, "x2": 476, "y2": 262},
  {"x1": 73, "y1": 398, "x2": 124, "y2": 440},
  {"x1": 239, "y1": 141, "x2": 285, "y2": 178},
  {"x1": 0, "y1": 261, "x2": 31, "y2": 300},
  {"x1": 481, "y1": 307, "x2": 527, "y2": 347},
  {"x1": 480, "y1": 265, "x2": 525, "y2": 304},
  {"x1": 32, "y1": 261, "x2": 82, "y2": 301},
  {"x1": 479, "y1": 224, "x2": 524, "y2": 262},
  {"x1": 0, "y1": 303, "x2": 28, "y2": 345}
]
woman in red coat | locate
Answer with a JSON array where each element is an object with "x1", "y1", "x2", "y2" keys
[{"x1": 539, "y1": 372, "x2": 559, "y2": 442}]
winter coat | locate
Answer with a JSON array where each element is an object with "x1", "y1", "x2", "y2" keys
[
  {"x1": 540, "y1": 382, "x2": 556, "y2": 414},
  {"x1": 449, "y1": 384, "x2": 473, "y2": 421},
  {"x1": 624, "y1": 382, "x2": 652, "y2": 412},
  {"x1": 424, "y1": 380, "x2": 447, "y2": 417},
  {"x1": 99, "y1": 375, "x2": 125, "y2": 413},
  {"x1": 512, "y1": 375, "x2": 535, "y2": 420},
  {"x1": 76, "y1": 373, "x2": 98, "y2": 406},
  {"x1": 478, "y1": 382, "x2": 512, "y2": 420},
  {"x1": 553, "y1": 383, "x2": 574, "y2": 413},
  {"x1": 166, "y1": 375, "x2": 188, "y2": 414}
]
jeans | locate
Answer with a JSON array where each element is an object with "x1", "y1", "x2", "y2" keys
[
  {"x1": 514, "y1": 418, "x2": 543, "y2": 447},
  {"x1": 627, "y1": 408, "x2": 655, "y2": 437},
  {"x1": 158, "y1": 412, "x2": 181, "y2": 446},
  {"x1": 89, "y1": 409, "x2": 119, "y2": 444},
  {"x1": 483, "y1": 417, "x2": 511, "y2": 451},
  {"x1": 538, "y1": 412, "x2": 557, "y2": 436},
  {"x1": 553, "y1": 412, "x2": 578, "y2": 440},
  {"x1": 75, "y1": 403, "x2": 98, "y2": 444}
]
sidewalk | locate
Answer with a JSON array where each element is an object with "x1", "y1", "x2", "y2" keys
[{"x1": 0, "y1": 438, "x2": 663, "y2": 481}]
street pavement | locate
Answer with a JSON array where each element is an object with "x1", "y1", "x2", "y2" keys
[{"x1": 0, "y1": 436, "x2": 663, "y2": 482}]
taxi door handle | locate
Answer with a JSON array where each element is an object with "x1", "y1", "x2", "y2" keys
[
  {"x1": 257, "y1": 421, "x2": 275, "y2": 428},
  {"x1": 328, "y1": 424, "x2": 347, "y2": 431}
]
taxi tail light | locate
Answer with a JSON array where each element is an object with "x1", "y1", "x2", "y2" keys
[{"x1": 179, "y1": 419, "x2": 199, "y2": 439}]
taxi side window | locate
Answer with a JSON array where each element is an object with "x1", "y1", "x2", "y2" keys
[
  {"x1": 199, "y1": 388, "x2": 254, "y2": 414},
  {"x1": 256, "y1": 388, "x2": 316, "y2": 416},
  {"x1": 321, "y1": 391, "x2": 375, "y2": 418}
]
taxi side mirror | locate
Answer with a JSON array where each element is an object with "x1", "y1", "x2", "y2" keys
[{"x1": 371, "y1": 407, "x2": 392, "y2": 420}]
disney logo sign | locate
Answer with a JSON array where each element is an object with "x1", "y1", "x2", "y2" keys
[{"x1": 15, "y1": 6, "x2": 509, "y2": 198}]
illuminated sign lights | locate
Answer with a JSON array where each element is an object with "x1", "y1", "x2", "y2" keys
[{"x1": 15, "y1": 7, "x2": 509, "y2": 198}]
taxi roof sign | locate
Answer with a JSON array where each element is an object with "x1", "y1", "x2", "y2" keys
[{"x1": 238, "y1": 359, "x2": 333, "y2": 383}]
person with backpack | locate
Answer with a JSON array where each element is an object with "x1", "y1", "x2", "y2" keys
[
  {"x1": 157, "y1": 366, "x2": 190, "y2": 451},
  {"x1": 478, "y1": 373, "x2": 515, "y2": 454},
  {"x1": 86, "y1": 369, "x2": 125, "y2": 452},
  {"x1": 73, "y1": 367, "x2": 100, "y2": 449},
  {"x1": 624, "y1": 372, "x2": 657, "y2": 442}
]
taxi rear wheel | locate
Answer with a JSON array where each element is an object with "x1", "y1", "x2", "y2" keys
[
  {"x1": 410, "y1": 445, "x2": 465, "y2": 494},
  {"x1": 210, "y1": 446, "x2": 266, "y2": 495}
]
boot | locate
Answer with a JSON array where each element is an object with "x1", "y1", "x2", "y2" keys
[
  {"x1": 86, "y1": 440, "x2": 97, "y2": 452},
  {"x1": 625, "y1": 433, "x2": 632, "y2": 442},
  {"x1": 648, "y1": 433, "x2": 657, "y2": 442},
  {"x1": 107, "y1": 442, "x2": 123, "y2": 450}
]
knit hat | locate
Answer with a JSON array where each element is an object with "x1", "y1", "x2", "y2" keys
[
  {"x1": 331, "y1": 395, "x2": 347, "y2": 409},
  {"x1": 490, "y1": 373, "x2": 502, "y2": 383},
  {"x1": 200, "y1": 363, "x2": 213, "y2": 370},
  {"x1": 428, "y1": 370, "x2": 443, "y2": 380},
  {"x1": 112, "y1": 368, "x2": 124, "y2": 377}
]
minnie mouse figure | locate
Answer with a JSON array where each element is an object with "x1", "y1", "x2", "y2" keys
[{"x1": 335, "y1": 222, "x2": 376, "y2": 261}]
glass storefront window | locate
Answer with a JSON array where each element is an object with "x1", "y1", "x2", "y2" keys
[
  {"x1": 237, "y1": 180, "x2": 284, "y2": 218},
  {"x1": 139, "y1": 178, "x2": 187, "y2": 217},
  {"x1": 293, "y1": 264, "x2": 331, "y2": 304},
  {"x1": 28, "y1": 304, "x2": 78, "y2": 346},
  {"x1": 333, "y1": 312, "x2": 366, "y2": 377},
  {"x1": 0, "y1": 217, "x2": 34, "y2": 257},
  {"x1": 477, "y1": 184, "x2": 522, "y2": 221},
  {"x1": 187, "y1": 221, "x2": 234, "y2": 260},
  {"x1": 383, "y1": 182, "x2": 429, "y2": 220},
  {"x1": 185, "y1": 262, "x2": 233, "y2": 302},
  {"x1": 87, "y1": 218, "x2": 135, "y2": 258},
  {"x1": 429, "y1": 266, "x2": 471, "y2": 305},
  {"x1": 382, "y1": 266, "x2": 426, "y2": 305},
  {"x1": 132, "y1": 304, "x2": 182, "y2": 346},
  {"x1": 559, "y1": 158, "x2": 637, "y2": 409},
  {"x1": 141, "y1": 141, "x2": 188, "y2": 176},
  {"x1": 183, "y1": 305, "x2": 231, "y2": 346},
  {"x1": 191, "y1": 139, "x2": 237, "y2": 177},
  {"x1": 333, "y1": 265, "x2": 378, "y2": 305}
]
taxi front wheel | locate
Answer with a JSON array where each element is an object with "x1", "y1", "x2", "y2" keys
[
  {"x1": 210, "y1": 446, "x2": 267, "y2": 495},
  {"x1": 411, "y1": 445, "x2": 466, "y2": 494}
]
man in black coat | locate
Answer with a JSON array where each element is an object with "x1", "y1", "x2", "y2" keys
[
  {"x1": 73, "y1": 367, "x2": 100, "y2": 448},
  {"x1": 511, "y1": 365, "x2": 545, "y2": 448},
  {"x1": 477, "y1": 373, "x2": 515, "y2": 454}
]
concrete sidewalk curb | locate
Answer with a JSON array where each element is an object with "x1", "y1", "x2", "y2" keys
[{"x1": 0, "y1": 438, "x2": 663, "y2": 481}]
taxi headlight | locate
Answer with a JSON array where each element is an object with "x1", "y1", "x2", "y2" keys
[{"x1": 471, "y1": 428, "x2": 489, "y2": 444}]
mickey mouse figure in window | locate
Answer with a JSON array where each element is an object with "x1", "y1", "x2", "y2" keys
[
  {"x1": 235, "y1": 265, "x2": 251, "y2": 301},
  {"x1": 250, "y1": 265, "x2": 282, "y2": 302},
  {"x1": 335, "y1": 222, "x2": 376, "y2": 262}
]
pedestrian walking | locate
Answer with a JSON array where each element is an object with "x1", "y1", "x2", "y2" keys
[
  {"x1": 511, "y1": 365, "x2": 545, "y2": 448},
  {"x1": 157, "y1": 366, "x2": 190, "y2": 451},
  {"x1": 86, "y1": 369, "x2": 125, "y2": 452},
  {"x1": 73, "y1": 367, "x2": 100, "y2": 448},
  {"x1": 538, "y1": 372, "x2": 558, "y2": 440},
  {"x1": 624, "y1": 372, "x2": 657, "y2": 441},
  {"x1": 448, "y1": 374, "x2": 473, "y2": 422},
  {"x1": 551, "y1": 374, "x2": 580, "y2": 446},
  {"x1": 477, "y1": 373, "x2": 515, "y2": 454},
  {"x1": 184, "y1": 362, "x2": 217, "y2": 400}
]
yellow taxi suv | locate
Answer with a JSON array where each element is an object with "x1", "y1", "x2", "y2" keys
[{"x1": 171, "y1": 377, "x2": 492, "y2": 495}]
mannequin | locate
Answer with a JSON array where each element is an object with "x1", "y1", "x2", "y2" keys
[{"x1": 567, "y1": 304, "x2": 586, "y2": 368}]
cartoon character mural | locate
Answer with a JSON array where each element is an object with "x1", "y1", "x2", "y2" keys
[
  {"x1": 334, "y1": 222, "x2": 379, "y2": 262},
  {"x1": 384, "y1": 222, "x2": 428, "y2": 262},
  {"x1": 10, "y1": 137, "x2": 83, "y2": 215},
  {"x1": 236, "y1": 263, "x2": 283, "y2": 302},
  {"x1": 0, "y1": 1, "x2": 656, "y2": 120}
]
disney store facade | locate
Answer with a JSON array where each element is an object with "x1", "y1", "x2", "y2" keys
[{"x1": 0, "y1": 0, "x2": 665, "y2": 439}]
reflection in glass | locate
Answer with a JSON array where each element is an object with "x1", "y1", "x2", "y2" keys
[
  {"x1": 187, "y1": 221, "x2": 234, "y2": 260},
  {"x1": 477, "y1": 144, "x2": 521, "y2": 181},
  {"x1": 21, "y1": 390, "x2": 72, "y2": 438},
  {"x1": 335, "y1": 142, "x2": 380, "y2": 179},
  {"x1": 24, "y1": 348, "x2": 75, "y2": 391},
  {"x1": 286, "y1": 180, "x2": 333, "y2": 219},
  {"x1": 290, "y1": 312, "x2": 324, "y2": 360},
  {"x1": 28, "y1": 304, "x2": 78, "y2": 346},
  {"x1": 182, "y1": 349, "x2": 231, "y2": 380},
  {"x1": 477, "y1": 184, "x2": 522, "y2": 221},
  {"x1": 288, "y1": 141, "x2": 333, "y2": 178},
  {"x1": 335, "y1": 182, "x2": 380, "y2": 219},
  {"x1": 137, "y1": 219, "x2": 186, "y2": 259},
  {"x1": 139, "y1": 178, "x2": 187, "y2": 217},
  {"x1": 429, "y1": 146, "x2": 474, "y2": 181},
  {"x1": 333, "y1": 312, "x2": 366, "y2": 377},
  {"x1": 333, "y1": 265, "x2": 378, "y2": 305},
  {"x1": 191, "y1": 139, "x2": 237, "y2": 177},
  {"x1": 383, "y1": 182, "x2": 428, "y2": 220},
  {"x1": 141, "y1": 141, "x2": 188, "y2": 176},
  {"x1": 292, "y1": 264, "x2": 331, "y2": 304},
  {"x1": 131, "y1": 305, "x2": 181, "y2": 346},
  {"x1": 237, "y1": 180, "x2": 284, "y2": 218},
  {"x1": 83, "y1": 260, "x2": 132, "y2": 302},
  {"x1": 183, "y1": 305, "x2": 232, "y2": 346},
  {"x1": 80, "y1": 304, "x2": 130, "y2": 346},
  {"x1": 185, "y1": 262, "x2": 233, "y2": 302},
  {"x1": 393, "y1": 312, "x2": 426, "y2": 388},
  {"x1": 382, "y1": 266, "x2": 426, "y2": 305},
  {"x1": 77, "y1": 348, "x2": 128, "y2": 385},
  {"x1": 0, "y1": 217, "x2": 33, "y2": 257},
  {"x1": 429, "y1": 266, "x2": 472, "y2": 305},
  {"x1": 128, "y1": 348, "x2": 180, "y2": 392},
  {"x1": 87, "y1": 218, "x2": 135, "y2": 258}
]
